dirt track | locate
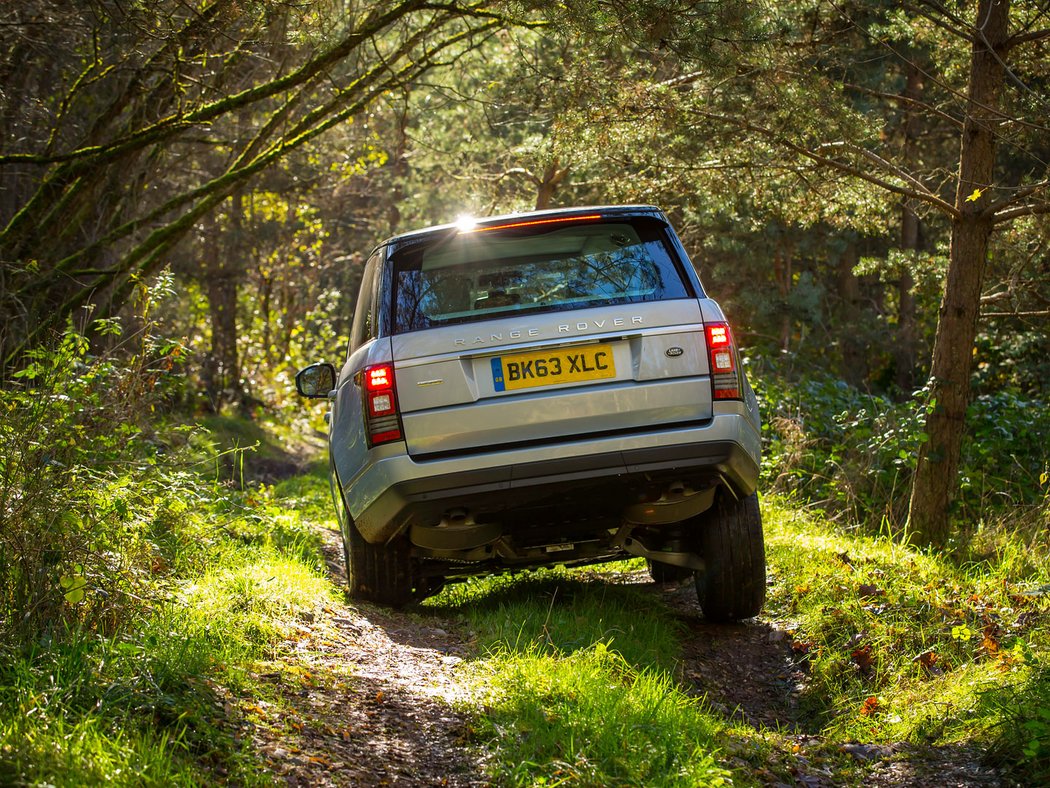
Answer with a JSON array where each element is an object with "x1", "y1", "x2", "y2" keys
[{"x1": 233, "y1": 528, "x2": 1007, "y2": 787}]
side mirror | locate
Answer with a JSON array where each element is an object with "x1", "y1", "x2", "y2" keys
[{"x1": 295, "y1": 363, "x2": 336, "y2": 398}]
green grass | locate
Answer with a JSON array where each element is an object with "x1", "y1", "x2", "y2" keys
[
  {"x1": 0, "y1": 540, "x2": 335, "y2": 785},
  {"x1": 0, "y1": 434, "x2": 336, "y2": 786},
  {"x1": 420, "y1": 496, "x2": 1050, "y2": 786},
  {"x1": 434, "y1": 570, "x2": 682, "y2": 670},
  {"x1": 470, "y1": 644, "x2": 731, "y2": 786},
  {"x1": 428, "y1": 571, "x2": 735, "y2": 786},
  {"x1": 4, "y1": 402, "x2": 1046, "y2": 786},
  {"x1": 762, "y1": 496, "x2": 1050, "y2": 780}
]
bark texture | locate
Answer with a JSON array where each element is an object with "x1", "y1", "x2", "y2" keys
[{"x1": 907, "y1": 0, "x2": 1010, "y2": 545}]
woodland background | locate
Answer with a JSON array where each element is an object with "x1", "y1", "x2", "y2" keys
[
  {"x1": 1, "y1": 1, "x2": 1049, "y2": 784},
  {"x1": 4, "y1": 0, "x2": 1048, "y2": 540}
]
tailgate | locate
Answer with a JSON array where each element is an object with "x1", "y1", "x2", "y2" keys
[{"x1": 392, "y1": 301, "x2": 714, "y2": 456}]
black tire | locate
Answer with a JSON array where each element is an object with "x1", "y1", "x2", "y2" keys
[
  {"x1": 694, "y1": 491, "x2": 766, "y2": 621},
  {"x1": 335, "y1": 489, "x2": 414, "y2": 607},
  {"x1": 647, "y1": 559, "x2": 694, "y2": 584}
]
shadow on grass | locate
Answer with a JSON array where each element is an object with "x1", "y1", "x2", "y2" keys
[{"x1": 424, "y1": 569, "x2": 684, "y2": 673}]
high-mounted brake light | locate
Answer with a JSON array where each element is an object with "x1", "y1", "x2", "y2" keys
[
  {"x1": 462, "y1": 214, "x2": 603, "y2": 234},
  {"x1": 361, "y1": 363, "x2": 402, "y2": 445},
  {"x1": 705, "y1": 322, "x2": 742, "y2": 400}
]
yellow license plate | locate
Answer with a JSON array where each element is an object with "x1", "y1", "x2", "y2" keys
[{"x1": 491, "y1": 344, "x2": 616, "y2": 392}]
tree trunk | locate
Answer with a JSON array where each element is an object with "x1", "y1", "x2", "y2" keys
[
  {"x1": 837, "y1": 238, "x2": 868, "y2": 386},
  {"x1": 896, "y1": 203, "x2": 920, "y2": 392},
  {"x1": 534, "y1": 159, "x2": 570, "y2": 210},
  {"x1": 907, "y1": 0, "x2": 1009, "y2": 546},
  {"x1": 203, "y1": 197, "x2": 244, "y2": 411},
  {"x1": 895, "y1": 61, "x2": 924, "y2": 393},
  {"x1": 772, "y1": 242, "x2": 793, "y2": 353}
]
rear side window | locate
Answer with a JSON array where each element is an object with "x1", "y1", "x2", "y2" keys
[
  {"x1": 389, "y1": 218, "x2": 692, "y2": 333},
  {"x1": 349, "y1": 253, "x2": 379, "y2": 352}
]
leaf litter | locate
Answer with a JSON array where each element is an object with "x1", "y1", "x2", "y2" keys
[{"x1": 229, "y1": 526, "x2": 486, "y2": 786}]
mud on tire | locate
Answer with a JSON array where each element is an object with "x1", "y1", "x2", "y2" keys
[{"x1": 694, "y1": 490, "x2": 766, "y2": 621}]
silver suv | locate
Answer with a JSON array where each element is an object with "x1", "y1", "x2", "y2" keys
[{"x1": 297, "y1": 206, "x2": 764, "y2": 620}]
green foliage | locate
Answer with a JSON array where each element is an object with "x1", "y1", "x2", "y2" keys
[
  {"x1": 753, "y1": 360, "x2": 1050, "y2": 531},
  {"x1": 0, "y1": 327, "x2": 189, "y2": 646}
]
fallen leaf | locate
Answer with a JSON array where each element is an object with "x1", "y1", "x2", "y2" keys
[
  {"x1": 981, "y1": 625, "x2": 1000, "y2": 655},
  {"x1": 913, "y1": 650, "x2": 942, "y2": 676},
  {"x1": 916, "y1": 650, "x2": 938, "y2": 668},
  {"x1": 851, "y1": 644, "x2": 875, "y2": 675},
  {"x1": 792, "y1": 640, "x2": 814, "y2": 655}
]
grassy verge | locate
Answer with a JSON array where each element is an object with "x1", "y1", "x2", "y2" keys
[
  {"x1": 763, "y1": 497, "x2": 1050, "y2": 777},
  {"x1": 423, "y1": 496, "x2": 1049, "y2": 786},
  {"x1": 0, "y1": 428, "x2": 336, "y2": 785}
]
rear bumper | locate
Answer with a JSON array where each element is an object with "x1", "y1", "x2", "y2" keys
[{"x1": 340, "y1": 407, "x2": 761, "y2": 543}]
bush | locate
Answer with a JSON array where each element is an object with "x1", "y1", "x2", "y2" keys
[
  {"x1": 0, "y1": 328, "x2": 190, "y2": 647},
  {"x1": 751, "y1": 357, "x2": 1049, "y2": 532}
]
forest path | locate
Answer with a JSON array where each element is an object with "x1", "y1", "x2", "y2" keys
[
  {"x1": 235, "y1": 526, "x2": 486, "y2": 786},
  {"x1": 236, "y1": 520, "x2": 1004, "y2": 786}
]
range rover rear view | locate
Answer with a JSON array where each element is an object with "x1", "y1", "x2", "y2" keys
[{"x1": 296, "y1": 205, "x2": 765, "y2": 620}]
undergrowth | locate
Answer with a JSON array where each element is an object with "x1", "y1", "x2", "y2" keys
[
  {"x1": 0, "y1": 326, "x2": 334, "y2": 784},
  {"x1": 753, "y1": 360, "x2": 1050, "y2": 533}
]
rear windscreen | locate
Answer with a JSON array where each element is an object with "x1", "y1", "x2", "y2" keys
[{"x1": 389, "y1": 218, "x2": 692, "y2": 333}]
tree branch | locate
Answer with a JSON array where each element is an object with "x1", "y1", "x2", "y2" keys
[
  {"x1": 993, "y1": 201, "x2": 1050, "y2": 223},
  {"x1": 688, "y1": 108, "x2": 961, "y2": 218},
  {"x1": 1005, "y1": 28, "x2": 1050, "y2": 49}
]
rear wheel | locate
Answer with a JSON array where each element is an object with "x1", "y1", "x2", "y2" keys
[
  {"x1": 694, "y1": 491, "x2": 765, "y2": 621},
  {"x1": 335, "y1": 489, "x2": 414, "y2": 607}
]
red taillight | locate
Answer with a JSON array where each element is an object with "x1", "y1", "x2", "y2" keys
[
  {"x1": 705, "y1": 322, "x2": 741, "y2": 400},
  {"x1": 366, "y1": 365, "x2": 393, "y2": 391},
  {"x1": 707, "y1": 325, "x2": 730, "y2": 348},
  {"x1": 361, "y1": 363, "x2": 402, "y2": 445}
]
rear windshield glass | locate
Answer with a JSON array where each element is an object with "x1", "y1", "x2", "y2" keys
[{"x1": 389, "y1": 217, "x2": 691, "y2": 333}]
